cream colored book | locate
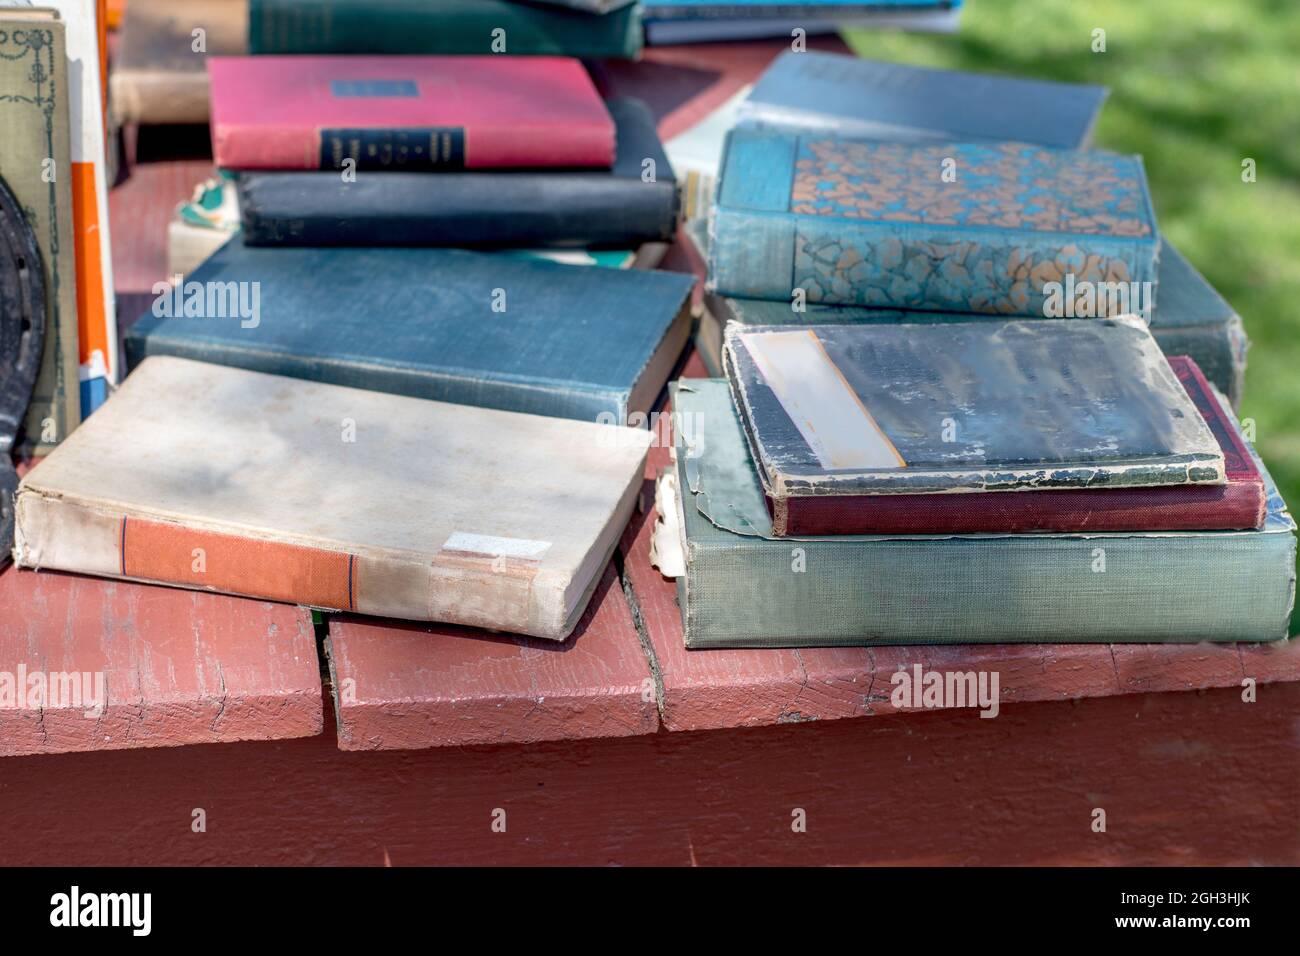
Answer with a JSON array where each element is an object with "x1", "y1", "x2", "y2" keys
[{"x1": 14, "y1": 357, "x2": 651, "y2": 640}]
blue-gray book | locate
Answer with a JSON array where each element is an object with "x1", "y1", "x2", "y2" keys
[
  {"x1": 662, "y1": 380, "x2": 1296, "y2": 648},
  {"x1": 738, "y1": 50, "x2": 1106, "y2": 149},
  {"x1": 124, "y1": 244, "x2": 694, "y2": 424},
  {"x1": 1149, "y1": 240, "x2": 1248, "y2": 406},
  {"x1": 709, "y1": 131, "x2": 1160, "y2": 316}
]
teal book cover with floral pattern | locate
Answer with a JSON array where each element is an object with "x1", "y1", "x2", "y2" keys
[{"x1": 708, "y1": 130, "x2": 1160, "y2": 318}]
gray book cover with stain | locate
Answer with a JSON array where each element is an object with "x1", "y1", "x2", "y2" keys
[{"x1": 723, "y1": 316, "x2": 1226, "y2": 498}]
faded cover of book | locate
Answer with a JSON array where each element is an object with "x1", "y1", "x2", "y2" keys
[
  {"x1": 709, "y1": 131, "x2": 1159, "y2": 317},
  {"x1": 723, "y1": 317, "x2": 1225, "y2": 498},
  {"x1": 747, "y1": 355, "x2": 1266, "y2": 535},
  {"x1": 0, "y1": 11, "x2": 80, "y2": 453},
  {"x1": 14, "y1": 357, "x2": 652, "y2": 640}
]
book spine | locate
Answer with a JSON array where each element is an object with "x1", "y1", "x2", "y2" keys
[
  {"x1": 710, "y1": 207, "x2": 1160, "y2": 316},
  {"x1": 249, "y1": 0, "x2": 643, "y2": 58},
  {"x1": 682, "y1": 523, "x2": 1296, "y2": 648},
  {"x1": 13, "y1": 491, "x2": 579, "y2": 640},
  {"x1": 236, "y1": 171, "x2": 678, "y2": 246},
  {"x1": 123, "y1": 330, "x2": 630, "y2": 424},
  {"x1": 774, "y1": 482, "x2": 1267, "y2": 537},
  {"x1": 219, "y1": 124, "x2": 616, "y2": 172},
  {"x1": 0, "y1": 22, "x2": 81, "y2": 454},
  {"x1": 212, "y1": 120, "x2": 322, "y2": 171}
]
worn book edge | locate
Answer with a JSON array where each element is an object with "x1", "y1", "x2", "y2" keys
[
  {"x1": 721, "y1": 318, "x2": 1225, "y2": 497},
  {"x1": 14, "y1": 457, "x2": 645, "y2": 641}
]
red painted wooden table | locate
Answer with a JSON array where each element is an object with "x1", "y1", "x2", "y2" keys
[{"x1": 1, "y1": 39, "x2": 1296, "y2": 867}]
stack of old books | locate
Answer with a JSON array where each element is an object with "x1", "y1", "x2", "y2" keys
[
  {"x1": 8, "y1": 29, "x2": 1294, "y2": 654},
  {"x1": 10, "y1": 0, "x2": 688, "y2": 644},
  {"x1": 651, "y1": 51, "x2": 1295, "y2": 649},
  {"x1": 131, "y1": 35, "x2": 695, "y2": 431}
]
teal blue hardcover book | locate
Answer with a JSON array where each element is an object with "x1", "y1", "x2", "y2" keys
[
  {"x1": 662, "y1": 380, "x2": 1295, "y2": 648},
  {"x1": 125, "y1": 244, "x2": 694, "y2": 424},
  {"x1": 249, "y1": 0, "x2": 643, "y2": 58},
  {"x1": 708, "y1": 131, "x2": 1160, "y2": 318}
]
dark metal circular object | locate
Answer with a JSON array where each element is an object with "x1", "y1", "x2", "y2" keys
[{"x1": 0, "y1": 172, "x2": 48, "y2": 563}]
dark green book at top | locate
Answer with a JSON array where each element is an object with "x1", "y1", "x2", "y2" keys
[{"x1": 250, "y1": 0, "x2": 643, "y2": 58}]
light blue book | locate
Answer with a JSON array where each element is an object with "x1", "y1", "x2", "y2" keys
[
  {"x1": 662, "y1": 380, "x2": 1295, "y2": 648},
  {"x1": 737, "y1": 50, "x2": 1106, "y2": 149},
  {"x1": 709, "y1": 131, "x2": 1160, "y2": 317}
]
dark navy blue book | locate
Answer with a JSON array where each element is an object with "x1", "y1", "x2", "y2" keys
[
  {"x1": 237, "y1": 98, "x2": 679, "y2": 248},
  {"x1": 125, "y1": 243, "x2": 695, "y2": 423}
]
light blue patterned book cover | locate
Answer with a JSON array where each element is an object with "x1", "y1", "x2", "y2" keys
[{"x1": 709, "y1": 131, "x2": 1160, "y2": 318}]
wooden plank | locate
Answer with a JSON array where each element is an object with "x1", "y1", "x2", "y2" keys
[
  {"x1": 0, "y1": 564, "x2": 322, "y2": 756},
  {"x1": 0, "y1": 682, "x2": 1295, "y2": 865},
  {"x1": 328, "y1": 565, "x2": 658, "y2": 751}
]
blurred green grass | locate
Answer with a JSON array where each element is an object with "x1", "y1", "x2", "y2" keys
[{"x1": 848, "y1": 1, "x2": 1300, "y2": 633}]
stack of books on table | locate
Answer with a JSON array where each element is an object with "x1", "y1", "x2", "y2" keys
[
  {"x1": 10, "y1": 1, "x2": 688, "y2": 643},
  {"x1": 7, "y1": 22, "x2": 1294, "y2": 657},
  {"x1": 650, "y1": 52, "x2": 1295, "y2": 649}
]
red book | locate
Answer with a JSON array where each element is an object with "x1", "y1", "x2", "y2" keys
[
  {"x1": 769, "y1": 356, "x2": 1267, "y2": 536},
  {"x1": 208, "y1": 55, "x2": 615, "y2": 171}
]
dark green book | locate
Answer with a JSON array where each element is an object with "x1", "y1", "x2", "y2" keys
[{"x1": 250, "y1": 0, "x2": 643, "y2": 58}]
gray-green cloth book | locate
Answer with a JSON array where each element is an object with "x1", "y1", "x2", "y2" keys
[{"x1": 657, "y1": 380, "x2": 1295, "y2": 648}]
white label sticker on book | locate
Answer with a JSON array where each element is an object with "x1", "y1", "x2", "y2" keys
[
  {"x1": 441, "y1": 532, "x2": 552, "y2": 562},
  {"x1": 739, "y1": 329, "x2": 905, "y2": 471}
]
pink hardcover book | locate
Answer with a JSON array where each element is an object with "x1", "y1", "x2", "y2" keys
[{"x1": 208, "y1": 55, "x2": 615, "y2": 171}]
